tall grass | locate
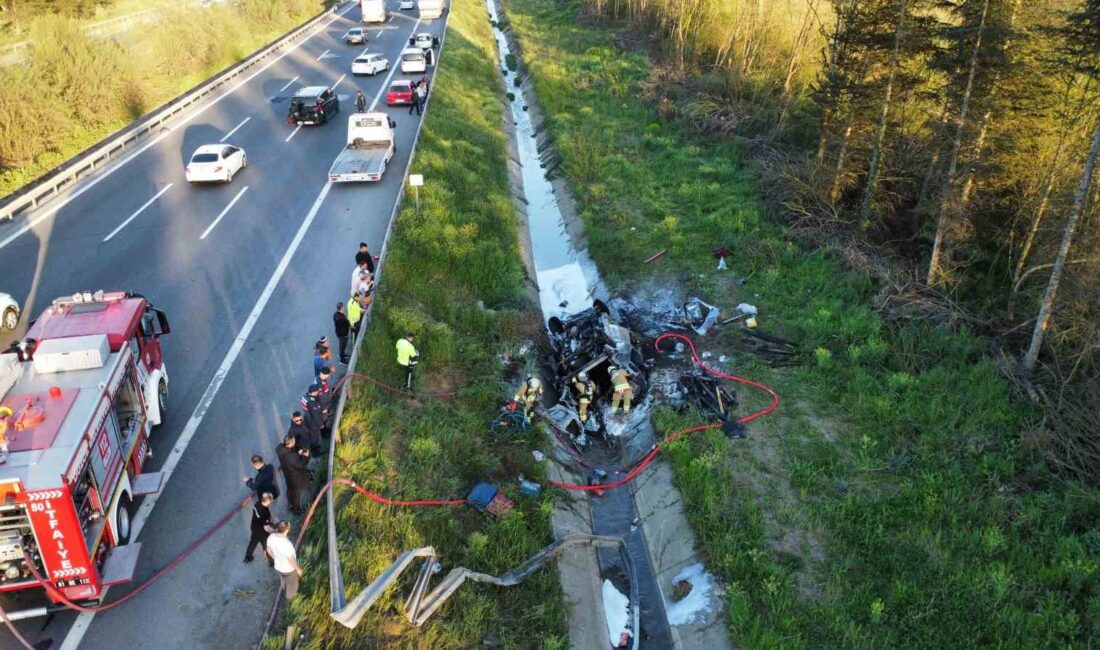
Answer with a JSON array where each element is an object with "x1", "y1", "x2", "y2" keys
[
  {"x1": 288, "y1": 0, "x2": 566, "y2": 647},
  {"x1": 0, "y1": 0, "x2": 322, "y2": 198},
  {"x1": 505, "y1": 0, "x2": 1100, "y2": 646}
]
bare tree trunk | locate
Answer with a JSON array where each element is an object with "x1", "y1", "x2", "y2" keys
[
  {"x1": 830, "y1": 120, "x2": 854, "y2": 203},
  {"x1": 1021, "y1": 118, "x2": 1100, "y2": 376},
  {"x1": 926, "y1": 0, "x2": 991, "y2": 286},
  {"x1": 776, "y1": 2, "x2": 817, "y2": 133},
  {"x1": 859, "y1": 0, "x2": 909, "y2": 224}
]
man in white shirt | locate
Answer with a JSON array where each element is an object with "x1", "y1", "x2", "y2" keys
[{"x1": 265, "y1": 521, "x2": 304, "y2": 599}]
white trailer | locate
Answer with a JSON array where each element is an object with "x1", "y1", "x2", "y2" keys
[
  {"x1": 360, "y1": 0, "x2": 386, "y2": 23},
  {"x1": 328, "y1": 112, "x2": 397, "y2": 183}
]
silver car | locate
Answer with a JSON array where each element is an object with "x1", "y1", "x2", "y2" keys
[{"x1": 0, "y1": 293, "x2": 20, "y2": 332}]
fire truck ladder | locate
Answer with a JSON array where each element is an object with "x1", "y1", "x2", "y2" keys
[{"x1": 330, "y1": 533, "x2": 638, "y2": 647}]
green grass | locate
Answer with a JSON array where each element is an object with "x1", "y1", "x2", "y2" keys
[
  {"x1": 288, "y1": 1, "x2": 566, "y2": 647},
  {"x1": 505, "y1": 0, "x2": 1100, "y2": 647},
  {"x1": 0, "y1": 0, "x2": 324, "y2": 198}
]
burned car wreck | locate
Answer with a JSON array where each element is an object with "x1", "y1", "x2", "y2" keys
[{"x1": 542, "y1": 301, "x2": 653, "y2": 447}]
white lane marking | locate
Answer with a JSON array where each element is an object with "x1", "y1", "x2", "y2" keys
[
  {"x1": 375, "y1": 30, "x2": 383, "y2": 37},
  {"x1": 219, "y1": 117, "x2": 251, "y2": 142},
  {"x1": 278, "y1": 75, "x2": 300, "y2": 92},
  {"x1": 0, "y1": 2, "x2": 356, "y2": 254},
  {"x1": 59, "y1": 186, "x2": 338, "y2": 650},
  {"x1": 316, "y1": 48, "x2": 330, "y2": 60},
  {"x1": 102, "y1": 184, "x2": 173, "y2": 242},
  {"x1": 369, "y1": 20, "x2": 419, "y2": 110},
  {"x1": 199, "y1": 186, "x2": 249, "y2": 240},
  {"x1": 334, "y1": 73, "x2": 347, "y2": 87},
  {"x1": 285, "y1": 125, "x2": 302, "y2": 142}
]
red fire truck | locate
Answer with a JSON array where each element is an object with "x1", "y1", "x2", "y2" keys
[{"x1": 0, "y1": 290, "x2": 170, "y2": 617}]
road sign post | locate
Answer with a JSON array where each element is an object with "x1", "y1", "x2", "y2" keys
[{"x1": 409, "y1": 174, "x2": 424, "y2": 214}]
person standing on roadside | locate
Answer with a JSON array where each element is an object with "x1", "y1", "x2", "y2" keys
[
  {"x1": 355, "y1": 242, "x2": 375, "y2": 274},
  {"x1": 334, "y1": 302, "x2": 351, "y2": 365},
  {"x1": 409, "y1": 81, "x2": 422, "y2": 116},
  {"x1": 396, "y1": 332, "x2": 419, "y2": 390},
  {"x1": 298, "y1": 385, "x2": 325, "y2": 456},
  {"x1": 276, "y1": 435, "x2": 312, "y2": 515},
  {"x1": 244, "y1": 455, "x2": 279, "y2": 500},
  {"x1": 287, "y1": 411, "x2": 310, "y2": 449},
  {"x1": 314, "y1": 338, "x2": 335, "y2": 379},
  {"x1": 415, "y1": 81, "x2": 427, "y2": 114},
  {"x1": 347, "y1": 292, "x2": 363, "y2": 338},
  {"x1": 266, "y1": 521, "x2": 303, "y2": 600},
  {"x1": 244, "y1": 492, "x2": 275, "y2": 564}
]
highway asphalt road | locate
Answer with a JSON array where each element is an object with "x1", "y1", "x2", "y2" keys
[{"x1": 0, "y1": 2, "x2": 446, "y2": 647}]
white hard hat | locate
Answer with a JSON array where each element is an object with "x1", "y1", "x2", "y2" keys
[
  {"x1": 577, "y1": 371, "x2": 588, "y2": 382},
  {"x1": 529, "y1": 377, "x2": 542, "y2": 389}
]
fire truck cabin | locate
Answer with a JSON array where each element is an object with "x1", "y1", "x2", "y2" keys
[{"x1": 0, "y1": 292, "x2": 168, "y2": 614}]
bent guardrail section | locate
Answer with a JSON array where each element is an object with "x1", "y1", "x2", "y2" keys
[
  {"x1": 331, "y1": 534, "x2": 639, "y2": 649},
  {"x1": 0, "y1": 2, "x2": 349, "y2": 222}
]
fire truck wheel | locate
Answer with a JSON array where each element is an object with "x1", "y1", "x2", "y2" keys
[{"x1": 116, "y1": 493, "x2": 134, "y2": 545}]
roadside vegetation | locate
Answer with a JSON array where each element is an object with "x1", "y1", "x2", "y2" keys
[
  {"x1": 286, "y1": 0, "x2": 566, "y2": 647},
  {"x1": 505, "y1": 0, "x2": 1100, "y2": 646},
  {"x1": 0, "y1": 0, "x2": 324, "y2": 198}
]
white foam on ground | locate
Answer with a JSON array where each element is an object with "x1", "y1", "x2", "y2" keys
[
  {"x1": 538, "y1": 262, "x2": 595, "y2": 320},
  {"x1": 666, "y1": 563, "x2": 715, "y2": 625},
  {"x1": 602, "y1": 579, "x2": 632, "y2": 646}
]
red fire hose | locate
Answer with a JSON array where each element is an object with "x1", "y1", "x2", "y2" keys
[{"x1": 546, "y1": 331, "x2": 779, "y2": 492}]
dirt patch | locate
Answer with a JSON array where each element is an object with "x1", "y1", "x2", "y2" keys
[{"x1": 737, "y1": 407, "x2": 830, "y2": 604}]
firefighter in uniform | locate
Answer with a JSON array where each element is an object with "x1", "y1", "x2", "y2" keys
[
  {"x1": 572, "y1": 372, "x2": 595, "y2": 423},
  {"x1": 608, "y1": 365, "x2": 633, "y2": 414},
  {"x1": 512, "y1": 376, "x2": 543, "y2": 423}
]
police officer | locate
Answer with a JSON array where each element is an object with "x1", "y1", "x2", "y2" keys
[
  {"x1": 512, "y1": 375, "x2": 543, "y2": 423},
  {"x1": 298, "y1": 384, "x2": 325, "y2": 456},
  {"x1": 572, "y1": 371, "x2": 595, "y2": 423}
]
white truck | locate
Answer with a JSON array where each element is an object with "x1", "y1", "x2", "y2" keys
[
  {"x1": 328, "y1": 112, "x2": 397, "y2": 183},
  {"x1": 360, "y1": 0, "x2": 386, "y2": 23},
  {"x1": 417, "y1": 0, "x2": 444, "y2": 20}
]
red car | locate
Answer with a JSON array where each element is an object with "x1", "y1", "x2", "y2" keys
[{"x1": 386, "y1": 80, "x2": 414, "y2": 106}]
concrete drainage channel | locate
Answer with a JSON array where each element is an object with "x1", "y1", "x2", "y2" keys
[{"x1": 487, "y1": 1, "x2": 734, "y2": 648}]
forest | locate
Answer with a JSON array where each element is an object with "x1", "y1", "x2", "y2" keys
[{"x1": 581, "y1": 0, "x2": 1100, "y2": 483}]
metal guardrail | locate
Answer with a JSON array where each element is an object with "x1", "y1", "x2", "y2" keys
[
  {"x1": 324, "y1": 7, "x2": 449, "y2": 620},
  {"x1": 0, "y1": 2, "x2": 346, "y2": 222}
]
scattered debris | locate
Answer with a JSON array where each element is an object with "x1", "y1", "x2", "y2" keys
[
  {"x1": 680, "y1": 298, "x2": 720, "y2": 336},
  {"x1": 678, "y1": 374, "x2": 744, "y2": 438},
  {"x1": 643, "y1": 250, "x2": 667, "y2": 264},
  {"x1": 532, "y1": 449, "x2": 546, "y2": 462},
  {"x1": 466, "y1": 482, "x2": 514, "y2": 517},
  {"x1": 665, "y1": 563, "x2": 715, "y2": 626},
  {"x1": 671, "y1": 579, "x2": 693, "y2": 602}
]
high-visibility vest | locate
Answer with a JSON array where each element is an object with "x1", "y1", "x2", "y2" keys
[
  {"x1": 396, "y1": 338, "x2": 418, "y2": 366},
  {"x1": 347, "y1": 297, "x2": 362, "y2": 324}
]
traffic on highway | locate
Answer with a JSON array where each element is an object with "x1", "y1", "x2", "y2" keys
[{"x1": 0, "y1": 1, "x2": 446, "y2": 647}]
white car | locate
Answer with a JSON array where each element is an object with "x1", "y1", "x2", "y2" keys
[
  {"x1": 352, "y1": 51, "x2": 388, "y2": 76},
  {"x1": 409, "y1": 32, "x2": 439, "y2": 50},
  {"x1": 400, "y1": 47, "x2": 427, "y2": 74},
  {"x1": 398, "y1": 0, "x2": 414, "y2": 9},
  {"x1": 0, "y1": 293, "x2": 19, "y2": 332},
  {"x1": 343, "y1": 27, "x2": 367, "y2": 45},
  {"x1": 185, "y1": 144, "x2": 246, "y2": 184}
]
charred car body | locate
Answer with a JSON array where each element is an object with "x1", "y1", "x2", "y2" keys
[{"x1": 543, "y1": 301, "x2": 652, "y2": 446}]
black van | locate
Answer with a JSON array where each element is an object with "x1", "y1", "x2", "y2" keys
[{"x1": 287, "y1": 86, "x2": 340, "y2": 126}]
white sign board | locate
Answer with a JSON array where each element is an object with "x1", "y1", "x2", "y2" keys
[{"x1": 409, "y1": 174, "x2": 424, "y2": 187}]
